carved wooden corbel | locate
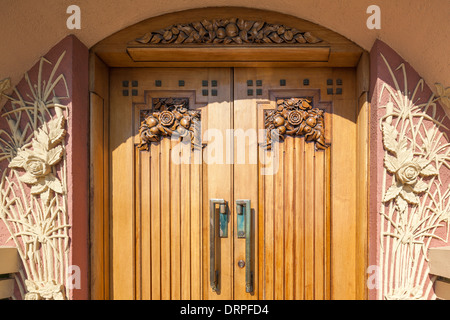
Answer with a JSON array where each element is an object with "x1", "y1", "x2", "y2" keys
[
  {"x1": 138, "y1": 98, "x2": 202, "y2": 150},
  {"x1": 262, "y1": 98, "x2": 327, "y2": 150}
]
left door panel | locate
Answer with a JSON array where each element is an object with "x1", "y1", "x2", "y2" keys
[{"x1": 109, "y1": 68, "x2": 232, "y2": 300}]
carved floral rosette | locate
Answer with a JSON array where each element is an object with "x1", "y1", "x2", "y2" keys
[
  {"x1": 263, "y1": 98, "x2": 327, "y2": 150},
  {"x1": 138, "y1": 97, "x2": 202, "y2": 150},
  {"x1": 135, "y1": 18, "x2": 322, "y2": 45}
]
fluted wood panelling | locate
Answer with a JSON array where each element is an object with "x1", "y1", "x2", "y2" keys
[
  {"x1": 135, "y1": 142, "x2": 203, "y2": 300},
  {"x1": 259, "y1": 136, "x2": 330, "y2": 300}
]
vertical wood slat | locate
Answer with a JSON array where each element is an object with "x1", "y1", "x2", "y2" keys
[
  {"x1": 160, "y1": 138, "x2": 171, "y2": 300},
  {"x1": 141, "y1": 150, "x2": 152, "y2": 300},
  {"x1": 150, "y1": 143, "x2": 161, "y2": 299},
  {"x1": 284, "y1": 137, "x2": 295, "y2": 300},
  {"x1": 264, "y1": 148, "x2": 274, "y2": 300},
  {"x1": 304, "y1": 141, "x2": 315, "y2": 300},
  {"x1": 181, "y1": 147, "x2": 191, "y2": 300},
  {"x1": 170, "y1": 139, "x2": 181, "y2": 300},
  {"x1": 135, "y1": 148, "x2": 142, "y2": 300},
  {"x1": 294, "y1": 137, "x2": 305, "y2": 300},
  {"x1": 314, "y1": 148, "x2": 325, "y2": 299},
  {"x1": 274, "y1": 141, "x2": 285, "y2": 300},
  {"x1": 258, "y1": 146, "x2": 265, "y2": 300},
  {"x1": 190, "y1": 150, "x2": 202, "y2": 300},
  {"x1": 201, "y1": 159, "x2": 209, "y2": 299},
  {"x1": 325, "y1": 147, "x2": 332, "y2": 300}
]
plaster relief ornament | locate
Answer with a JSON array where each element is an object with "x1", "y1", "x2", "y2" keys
[
  {"x1": 378, "y1": 54, "x2": 450, "y2": 300},
  {"x1": 24, "y1": 279, "x2": 66, "y2": 300},
  {"x1": 8, "y1": 116, "x2": 65, "y2": 204},
  {"x1": 0, "y1": 52, "x2": 70, "y2": 300},
  {"x1": 382, "y1": 121, "x2": 438, "y2": 212}
]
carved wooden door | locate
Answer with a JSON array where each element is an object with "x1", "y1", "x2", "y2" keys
[{"x1": 109, "y1": 67, "x2": 354, "y2": 300}]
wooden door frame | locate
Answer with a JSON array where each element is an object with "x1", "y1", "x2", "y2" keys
[{"x1": 88, "y1": 7, "x2": 370, "y2": 300}]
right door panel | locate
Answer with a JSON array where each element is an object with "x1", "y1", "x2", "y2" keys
[{"x1": 234, "y1": 67, "x2": 355, "y2": 300}]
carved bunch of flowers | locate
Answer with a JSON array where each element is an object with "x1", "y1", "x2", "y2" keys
[
  {"x1": 8, "y1": 115, "x2": 66, "y2": 204},
  {"x1": 380, "y1": 83, "x2": 447, "y2": 214},
  {"x1": 136, "y1": 18, "x2": 322, "y2": 45},
  {"x1": 138, "y1": 98, "x2": 201, "y2": 151},
  {"x1": 264, "y1": 98, "x2": 327, "y2": 150},
  {"x1": 382, "y1": 119, "x2": 438, "y2": 212}
]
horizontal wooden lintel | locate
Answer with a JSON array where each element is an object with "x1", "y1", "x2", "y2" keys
[{"x1": 126, "y1": 45, "x2": 331, "y2": 62}]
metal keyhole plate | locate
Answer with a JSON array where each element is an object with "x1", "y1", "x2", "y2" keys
[{"x1": 238, "y1": 260, "x2": 245, "y2": 268}]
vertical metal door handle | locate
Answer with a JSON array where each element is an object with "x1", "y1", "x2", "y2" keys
[
  {"x1": 210, "y1": 199, "x2": 227, "y2": 292},
  {"x1": 236, "y1": 199, "x2": 253, "y2": 293}
]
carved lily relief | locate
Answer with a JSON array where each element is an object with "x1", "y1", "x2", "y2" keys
[
  {"x1": 0, "y1": 52, "x2": 70, "y2": 300},
  {"x1": 379, "y1": 54, "x2": 450, "y2": 300}
]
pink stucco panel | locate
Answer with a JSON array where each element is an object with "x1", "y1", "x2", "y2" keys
[
  {"x1": 0, "y1": 35, "x2": 89, "y2": 300},
  {"x1": 369, "y1": 39, "x2": 450, "y2": 300}
]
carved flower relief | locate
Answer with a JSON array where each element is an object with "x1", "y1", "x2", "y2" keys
[
  {"x1": 138, "y1": 100, "x2": 201, "y2": 151},
  {"x1": 382, "y1": 122, "x2": 438, "y2": 211},
  {"x1": 136, "y1": 18, "x2": 322, "y2": 45},
  {"x1": 8, "y1": 116, "x2": 66, "y2": 203},
  {"x1": 264, "y1": 98, "x2": 327, "y2": 150}
]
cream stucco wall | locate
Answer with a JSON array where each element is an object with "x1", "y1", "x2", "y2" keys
[{"x1": 0, "y1": 0, "x2": 449, "y2": 92}]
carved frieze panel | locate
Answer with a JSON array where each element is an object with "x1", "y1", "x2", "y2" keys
[
  {"x1": 138, "y1": 97, "x2": 202, "y2": 150},
  {"x1": 135, "y1": 18, "x2": 323, "y2": 45},
  {"x1": 262, "y1": 97, "x2": 327, "y2": 150}
]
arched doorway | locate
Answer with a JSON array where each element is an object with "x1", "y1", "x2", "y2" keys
[{"x1": 89, "y1": 7, "x2": 370, "y2": 300}]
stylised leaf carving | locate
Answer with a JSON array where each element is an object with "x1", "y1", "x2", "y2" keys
[
  {"x1": 382, "y1": 123, "x2": 399, "y2": 154},
  {"x1": 45, "y1": 174, "x2": 63, "y2": 194},
  {"x1": 421, "y1": 164, "x2": 439, "y2": 176},
  {"x1": 47, "y1": 145, "x2": 63, "y2": 166},
  {"x1": 384, "y1": 154, "x2": 398, "y2": 173},
  {"x1": 413, "y1": 180, "x2": 429, "y2": 194},
  {"x1": 400, "y1": 187, "x2": 419, "y2": 205},
  {"x1": 19, "y1": 172, "x2": 38, "y2": 185},
  {"x1": 384, "y1": 183, "x2": 402, "y2": 202}
]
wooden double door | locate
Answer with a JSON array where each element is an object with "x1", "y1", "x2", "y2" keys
[{"x1": 109, "y1": 67, "x2": 356, "y2": 300}]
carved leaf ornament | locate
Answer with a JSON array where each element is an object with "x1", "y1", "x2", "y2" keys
[
  {"x1": 136, "y1": 18, "x2": 322, "y2": 45},
  {"x1": 138, "y1": 98, "x2": 202, "y2": 150},
  {"x1": 263, "y1": 98, "x2": 327, "y2": 150}
]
